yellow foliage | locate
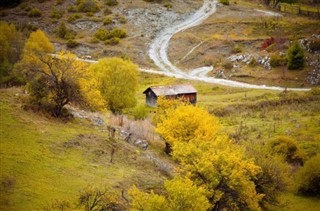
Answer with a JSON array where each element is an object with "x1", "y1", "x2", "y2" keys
[
  {"x1": 0, "y1": 21, "x2": 23, "y2": 63},
  {"x1": 90, "y1": 57, "x2": 139, "y2": 114},
  {"x1": 156, "y1": 105, "x2": 220, "y2": 146},
  {"x1": 128, "y1": 186, "x2": 168, "y2": 211},
  {"x1": 129, "y1": 177, "x2": 210, "y2": 211},
  {"x1": 173, "y1": 136, "x2": 263, "y2": 210},
  {"x1": 23, "y1": 29, "x2": 54, "y2": 55},
  {"x1": 16, "y1": 30, "x2": 104, "y2": 116},
  {"x1": 155, "y1": 103, "x2": 263, "y2": 210}
]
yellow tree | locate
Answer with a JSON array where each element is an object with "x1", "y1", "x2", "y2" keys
[
  {"x1": 156, "y1": 104, "x2": 220, "y2": 154},
  {"x1": 156, "y1": 104, "x2": 263, "y2": 210},
  {"x1": 0, "y1": 21, "x2": 24, "y2": 85},
  {"x1": 90, "y1": 57, "x2": 138, "y2": 114},
  {"x1": 129, "y1": 177, "x2": 210, "y2": 211},
  {"x1": 16, "y1": 29, "x2": 104, "y2": 116}
]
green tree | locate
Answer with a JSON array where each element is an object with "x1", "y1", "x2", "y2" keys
[
  {"x1": 16, "y1": 30, "x2": 104, "y2": 117},
  {"x1": 129, "y1": 177, "x2": 210, "y2": 211},
  {"x1": 287, "y1": 41, "x2": 305, "y2": 70},
  {"x1": 91, "y1": 57, "x2": 138, "y2": 114}
]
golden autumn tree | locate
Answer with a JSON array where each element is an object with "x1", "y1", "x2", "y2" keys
[
  {"x1": 0, "y1": 21, "x2": 24, "y2": 85},
  {"x1": 16, "y1": 29, "x2": 104, "y2": 117},
  {"x1": 155, "y1": 104, "x2": 220, "y2": 154},
  {"x1": 129, "y1": 177, "x2": 210, "y2": 211},
  {"x1": 90, "y1": 57, "x2": 138, "y2": 114},
  {"x1": 155, "y1": 104, "x2": 264, "y2": 210}
]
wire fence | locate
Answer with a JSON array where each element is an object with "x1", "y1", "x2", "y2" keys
[{"x1": 279, "y1": 3, "x2": 320, "y2": 18}]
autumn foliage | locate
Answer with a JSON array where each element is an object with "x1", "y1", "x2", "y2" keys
[{"x1": 132, "y1": 100, "x2": 264, "y2": 210}]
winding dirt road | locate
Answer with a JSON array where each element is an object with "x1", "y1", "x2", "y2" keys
[
  {"x1": 146, "y1": 0, "x2": 310, "y2": 91},
  {"x1": 55, "y1": 1, "x2": 310, "y2": 91}
]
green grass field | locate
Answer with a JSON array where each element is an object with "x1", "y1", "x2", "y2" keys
[
  {"x1": 0, "y1": 88, "x2": 168, "y2": 210},
  {"x1": 1, "y1": 73, "x2": 319, "y2": 210}
]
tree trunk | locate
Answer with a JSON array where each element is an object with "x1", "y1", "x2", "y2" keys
[{"x1": 165, "y1": 142, "x2": 172, "y2": 155}]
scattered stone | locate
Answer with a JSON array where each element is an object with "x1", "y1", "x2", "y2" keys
[
  {"x1": 133, "y1": 139, "x2": 148, "y2": 150},
  {"x1": 92, "y1": 116, "x2": 104, "y2": 126}
]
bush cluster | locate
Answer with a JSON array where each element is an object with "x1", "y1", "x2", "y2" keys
[
  {"x1": 94, "y1": 28, "x2": 127, "y2": 44},
  {"x1": 103, "y1": 17, "x2": 113, "y2": 25},
  {"x1": 219, "y1": 0, "x2": 230, "y2": 5},
  {"x1": 267, "y1": 136, "x2": 304, "y2": 165},
  {"x1": 105, "y1": 0, "x2": 118, "y2": 6},
  {"x1": 28, "y1": 8, "x2": 42, "y2": 17},
  {"x1": 296, "y1": 155, "x2": 320, "y2": 197},
  {"x1": 67, "y1": 39, "x2": 79, "y2": 48},
  {"x1": 67, "y1": 14, "x2": 82, "y2": 22},
  {"x1": 270, "y1": 53, "x2": 287, "y2": 67},
  {"x1": 50, "y1": 9, "x2": 64, "y2": 19},
  {"x1": 77, "y1": 0, "x2": 100, "y2": 13}
]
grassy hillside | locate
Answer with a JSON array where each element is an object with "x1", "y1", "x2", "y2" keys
[
  {"x1": 1, "y1": 73, "x2": 320, "y2": 209},
  {"x1": 0, "y1": 88, "x2": 172, "y2": 210}
]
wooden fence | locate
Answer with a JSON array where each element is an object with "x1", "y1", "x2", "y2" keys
[{"x1": 279, "y1": 3, "x2": 320, "y2": 18}]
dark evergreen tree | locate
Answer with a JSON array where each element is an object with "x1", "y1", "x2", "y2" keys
[{"x1": 287, "y1": 41, "x2": 305, "y2": 70}]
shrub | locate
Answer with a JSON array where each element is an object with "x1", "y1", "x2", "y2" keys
[
  {"x1": 270, "y1": 53, "x2": 286, "y2": 67},
  {"x1": 249, "y1": 57, "x2": 258, "y2": 67},
  {"x1": 267, "y1": 136, "x2": 304, "y2": 165},
  {"x1": 105, "y1": 0, "x2": 118, "y2": 6},
  {"x1": 309, "y1": 39, "x2": 320, "y2": 52},
  {"x1": 222, "y1": 61, "x2": 233, "y2": 70},
  {"x1": 28, "y1": 8, "x2": 42, "y2": 17},
  {"x1": 232, "y1": 44, "x2": 242, "y2": 54},
  {"x1": 50, "y1": 9, "x2": 64, "y2": 19},
  {"x1": 94, "y1": 28, "x2": 110, "y2": 41},
  {"x1": 67, "y1": 5, "x2": 77, "y2": 13},
  {"x1": 56, "y1": 0, "x2": 64, "y2": 5},
  {"x1": 261, "y1": 37, "x2": 275, "y2": 50},
  {"x1": 119, "y1": 16, "x2": 126, "y2": 24},
  {"x1": 103, "y1": 17, "x2": 113, "y2": 25},
  {"x1": 219, "y1": 0, "x2": 230, "y2": 5},
  {"x1": 164, "y1": 3, "x2": 172, "y2": 10},
  {"x1": 67, "y1": 39, "x2": 79, "y2": 48},
  {"x1": 287, "y1": 41, "x2": 305, "y2": 70},
  {"x1": 132, "y1": 105, "x2": 149, "y2": 120},
  {"x1": 104, "y1": 7, "x2": 112, "y2": 15},
  {"x1": 94, "y1": 28, "x2": 126, "y2": 41},
  {"x1": 295, "y1": 155, "x2": 320, "y2": 196},
  {"x1": 246, "y1": 146, "x2": 290, "y2": 206},
  {"x1": 109, "y1": 28, "x2": 127, "y2": 38},
  {"x1": 67, "y1": 14, "x2": 82, "y2": 22},
  {"x1": 56, "y1": 22, "x2": 67, "y2": 38},
  {"x1": 104, "y1": 37, "x2": 120, "y2": 45},
  {"x1": 78, "y1": 0, "x2": 100, "y2": 13}
]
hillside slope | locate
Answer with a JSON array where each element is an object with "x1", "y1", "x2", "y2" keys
[{"x1": 0, "y1": 87, "x2": 173, "y2": 210}]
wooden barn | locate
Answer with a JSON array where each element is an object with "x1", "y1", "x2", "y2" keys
[{"x1": 143, "y1": 84, "x2": 197, "y2": 107}]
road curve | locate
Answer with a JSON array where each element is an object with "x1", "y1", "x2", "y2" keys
[{"x1": 147, "y1": 0, "x2": 310, "y2": 91}]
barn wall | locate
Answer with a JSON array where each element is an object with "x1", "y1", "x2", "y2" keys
[
  {"x1": 177, "y1": 93, "x2": 197, "y2": 105},
  {"x1": 145, "y1": 90, "x2": 157, "y2": 107}
]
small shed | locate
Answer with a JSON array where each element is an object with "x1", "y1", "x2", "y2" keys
[{"x1": 143, "y1": 84, "x2": 197, "y2": 107}]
